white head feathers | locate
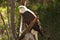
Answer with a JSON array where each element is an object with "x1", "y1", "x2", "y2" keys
[
  {"x1": 18, "y1": 5, "x2": 28, "y2": 13},
  {"x1": 18, "y1": 5, "x2": 37, "y2": 17}
]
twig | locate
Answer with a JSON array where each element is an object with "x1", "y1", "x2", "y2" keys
[{"x1": 0, "y1": 12, "x2": 5, "y2": 26}]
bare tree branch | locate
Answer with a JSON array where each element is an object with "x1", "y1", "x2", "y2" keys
[
  {"x1": 21, "y1": 0, "x2": 29, "y2": 6},
  {"x1": 18, "y1": 17, "x2": 38, "y2": 40}
]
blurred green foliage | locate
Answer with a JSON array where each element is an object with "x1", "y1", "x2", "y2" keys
[{"x1": 0, "y1": 0, "x2": 60, "y2": 40}]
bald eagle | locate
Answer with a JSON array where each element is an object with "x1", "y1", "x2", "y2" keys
[{"x1": 18, "y1": 5, "x2": 43, "y2": 36}]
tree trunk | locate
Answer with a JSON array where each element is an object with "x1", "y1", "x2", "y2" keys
[{"x1": 10, "y1": 0, "x2": 16, "y2": 40}]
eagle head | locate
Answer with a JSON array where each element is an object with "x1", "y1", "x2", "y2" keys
[{"x1": 18, "y1": 5, "x2": 28, "y2": 13}]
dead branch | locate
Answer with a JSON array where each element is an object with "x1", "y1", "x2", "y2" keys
[
  {"x1": 18, "y1": 17, "x2": 38, "y2": 40},
  {"x1": 21, "y1": 0, "x2": 29, "y2": 6}
]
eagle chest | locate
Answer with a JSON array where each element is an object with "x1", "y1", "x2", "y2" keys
[{"x1": 23, "y1": 11, "x2": 35, "y2": 25}]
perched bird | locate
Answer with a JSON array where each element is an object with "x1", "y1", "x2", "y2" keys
[{"x1": 18, "y1": 5, "x2": 43, "y2": 36}]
